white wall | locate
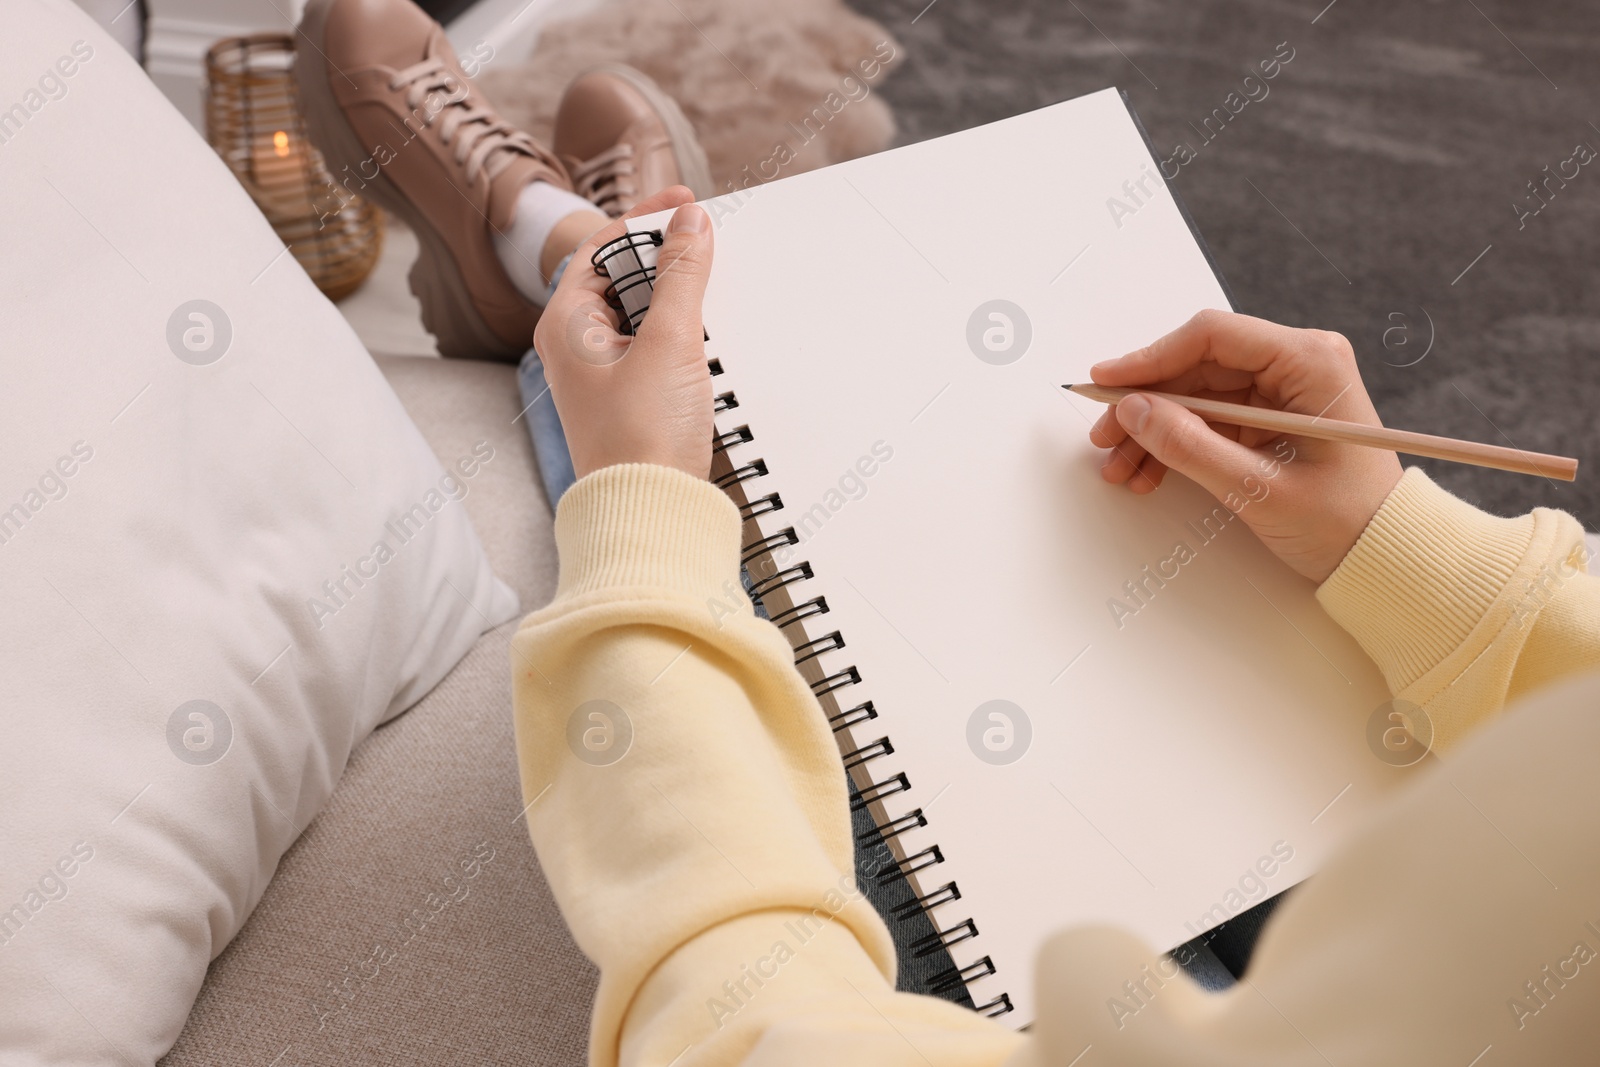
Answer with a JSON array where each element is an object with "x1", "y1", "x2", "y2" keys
[
  {"x1": 144, "y1": 0, "x2": 307, "y2": 128},
  {"x1": 69, "y1": 0, "x2": 146, "y2": 58},
  {"x1": 141, "y1": 0, "x2": 608, "y2": 131}
]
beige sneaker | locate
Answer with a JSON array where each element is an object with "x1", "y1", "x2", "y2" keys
[
  {"x1": 295, "y1": 0, "x2": 571, "y2": 361},
  {"x1": 553, "y1": 65, "x2": 713, "y2": 217}
]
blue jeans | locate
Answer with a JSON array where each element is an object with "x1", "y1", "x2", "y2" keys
[
  {"x1": 516, "y1": 254, "x2": 578, "y2": 510},
  {"x1": 517, "y1": 348, "x2": 577, "y2": 510}
]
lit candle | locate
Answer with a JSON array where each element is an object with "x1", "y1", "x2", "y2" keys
[{"x1": 250, "y1": 128, "x2": 307, "y2": 218}]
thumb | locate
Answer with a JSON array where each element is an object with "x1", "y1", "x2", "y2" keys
[
  {"x1": 1116, "y1": 393, "x2": 1262, "y2": 503},
  {"x1": 639, "y1": 203, "x2": 712, "y2": 341}
]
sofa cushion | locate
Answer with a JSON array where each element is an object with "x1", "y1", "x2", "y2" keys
[
  {"x1": 1, "y1": 4, "x2": 518, "y2": 1062},
  {"x1": 163, "y1": 356, "x2": 595, "y2": 1066}
]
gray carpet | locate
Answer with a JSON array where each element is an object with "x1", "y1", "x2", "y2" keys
[{"x1": 850, "y1": 0, "x2": 1599, "y2": 527}]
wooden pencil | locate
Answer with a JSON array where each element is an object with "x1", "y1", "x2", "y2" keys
[{"x1": 1065, "y1": 383, "x2": 1579, "y2": 482}]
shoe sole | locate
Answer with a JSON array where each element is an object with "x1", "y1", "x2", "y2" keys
[
  {"x1": 588, "y1": 63, "x2": 715, "y2": 201},
  {"x1": 295, "y1": 0, "x2": 526, "y2": 361}
]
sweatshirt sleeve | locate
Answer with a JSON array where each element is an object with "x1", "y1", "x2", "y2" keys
[
  {"x1": 509, "y1": 464, "x2": 1019, "y2": 1067},
  {"x1": 1316, "y1": 467, "x2": 1600, "y2": 751}
]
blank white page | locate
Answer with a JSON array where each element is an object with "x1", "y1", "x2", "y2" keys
[{"x1": 631, "y1": 88, "x2": 1402, "y2": 1023}]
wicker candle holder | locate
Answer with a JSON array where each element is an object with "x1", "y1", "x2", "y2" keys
[{"x1": 205, "y1": 34, "x2": 382, "y2": 301}]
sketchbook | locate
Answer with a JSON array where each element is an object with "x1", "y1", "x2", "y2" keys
[{"x1": 596, "y1": 88, "x2": 1399, "y2": 1024}]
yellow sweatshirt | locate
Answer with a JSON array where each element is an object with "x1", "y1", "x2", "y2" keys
[{"x1": 511, "y1": 465, "x2": 1600, "y2": 1066}]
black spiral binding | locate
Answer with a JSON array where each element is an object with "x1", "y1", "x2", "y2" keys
[
  {"x1": 591, "y1": 229, "x2": 663, "y2": 334},
  {"x1": 592, "y1": 231, "x2": 1013, "y2": 1019},
  {"x1": 591, "y1": 229, "x2": 712, "y2": 342}
]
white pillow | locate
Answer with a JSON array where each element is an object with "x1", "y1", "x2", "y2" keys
[{"x1": 0, "y1": 3, "x2": 518, "y2": 1062}]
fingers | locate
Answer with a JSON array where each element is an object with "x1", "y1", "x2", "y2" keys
[
  {"x1": 539, "y1": 187, "x2": 699, "y2": 363},
  {"x1": 1089, "y1": 405, "x2": 1124, "y2": 449},
  {"x1": 1099, "y1": 435, "x2": 1168, "y2": 493},
  {"x1": 1090, "y1": 388, "x2": 1250, "y2": 449},
  {"x1": 1091, "y1": 308, "x2": 1361, "y2": 412},
  {"x1": 636, "y1": 203, "x2": 713, "y2": 342},
  {"x1": 1111, "y1": 393, "x2": 1262, "y2": 504},
  {"x1": 1094, "y1": 411, "x2": 1171, "y2": 494},
  {"x1": 563, "y1": 186, "x2": 698, "y2": 300},
  {"x1": 1091, "y1": 309, "x2": 1369, "y2": 426},
  {"x1": 1091, "y1": 309, "x2": 1298, "y2": 384}
]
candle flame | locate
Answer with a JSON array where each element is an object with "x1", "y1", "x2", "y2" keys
[{"x1": 273, "y1": 130, "x2": 290, "y2": 157}]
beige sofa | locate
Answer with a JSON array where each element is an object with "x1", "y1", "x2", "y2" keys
[{"x1": 164, "y1": 357, "x2": 594, "y2": 1064}]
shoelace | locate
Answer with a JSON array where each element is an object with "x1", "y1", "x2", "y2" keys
[
  {"x1": 388, "y1": 58, "x2": 554, "y2": 185},
  {"x1": 568, "y1": 143, "x2": 638, "y2": 217}
]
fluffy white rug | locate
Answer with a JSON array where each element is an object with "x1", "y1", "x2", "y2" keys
[{"x1": 478, "y1": 0, "x2": 902, "y2": 193}]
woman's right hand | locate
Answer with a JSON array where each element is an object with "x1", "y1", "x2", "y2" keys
[{"x1": 1087, "y1": 309, "x2": 1404, "y2": 584}]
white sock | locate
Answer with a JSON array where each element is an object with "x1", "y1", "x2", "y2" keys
[{"x1": 493, "y1": 180, "x2": 599, "y2": 305}]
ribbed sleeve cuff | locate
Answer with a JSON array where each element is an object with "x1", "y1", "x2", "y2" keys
[
  {"x1": 1316, "y1": 468, "x2": 1539, "y2": 692},
  {"x1": 552, "y1": 463, "x2": 742, "y2": 601}
]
